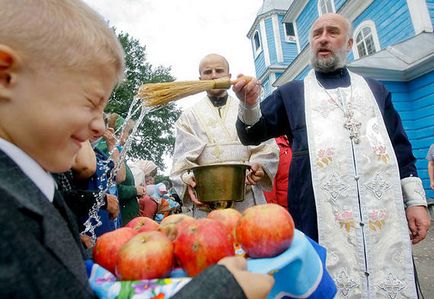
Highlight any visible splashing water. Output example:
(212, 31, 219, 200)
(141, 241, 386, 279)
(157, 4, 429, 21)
(81, 98, 162, 244)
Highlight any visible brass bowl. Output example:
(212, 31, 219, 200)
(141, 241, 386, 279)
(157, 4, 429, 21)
(188, 163, 250, 203)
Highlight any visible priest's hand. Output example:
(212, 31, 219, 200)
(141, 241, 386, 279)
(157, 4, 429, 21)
(232, 74, 261, 106)
(406, 205, 430, 244)
(246, 163, 265, 185)
(218, 256, 274, 299)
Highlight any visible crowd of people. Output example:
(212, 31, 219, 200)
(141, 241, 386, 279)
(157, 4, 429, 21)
(0, 0, 430, 298)
(53, 111, 183, 247)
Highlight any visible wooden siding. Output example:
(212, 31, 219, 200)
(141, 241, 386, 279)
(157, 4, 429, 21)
(335, 0, 346, 11)
(261, 77, 272, 100)
(265, 18, 278, 65)
(384, 71, 434, 197)
(283, 43, 298, 64)
(296, 0, 318, 51)
(353, 0, 415, 49)
(254, 47, 267, 79)
(278, 15, 298, 64)
(428, 0, 434, 25)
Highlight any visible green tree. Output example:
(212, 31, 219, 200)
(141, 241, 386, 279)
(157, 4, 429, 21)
(106, 31, 181, 171)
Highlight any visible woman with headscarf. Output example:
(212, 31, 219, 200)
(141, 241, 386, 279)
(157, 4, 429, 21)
(97, 112, 143, 225)
(129, 160, 157, 187)
(128, 159, 159, 219)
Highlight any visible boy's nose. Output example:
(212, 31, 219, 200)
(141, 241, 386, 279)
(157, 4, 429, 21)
(91, 114, 106, 137)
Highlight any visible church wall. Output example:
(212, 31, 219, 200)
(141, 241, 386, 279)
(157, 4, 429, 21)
(282, 42, 298, 64)
(261, 77, 272, 101)
(265, 17, 278, 65)
(278, 14, 298, 65)
(384, 71, 434, 197)
(352, 0, 415, 50)
(253, 47, 267, 79)
(335, 0, 346, 11)
(295, 0, 318, 52)
(427, 0, 434, 25)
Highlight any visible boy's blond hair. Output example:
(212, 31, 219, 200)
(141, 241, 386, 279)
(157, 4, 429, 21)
(0, 0, 125, 82)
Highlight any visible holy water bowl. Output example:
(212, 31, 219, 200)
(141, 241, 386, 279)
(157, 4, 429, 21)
(188, 163, 250, 205)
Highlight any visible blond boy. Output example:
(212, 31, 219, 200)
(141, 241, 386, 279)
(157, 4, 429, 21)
(0, 0, 122, 297)
(0, 1, 273, 298)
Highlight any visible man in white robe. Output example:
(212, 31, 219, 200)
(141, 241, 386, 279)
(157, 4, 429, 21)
(170, 53, 279, 218)
(234, 13, 431, 299)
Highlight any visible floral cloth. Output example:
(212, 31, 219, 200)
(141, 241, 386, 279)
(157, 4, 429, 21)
(86, 261, 191, 299)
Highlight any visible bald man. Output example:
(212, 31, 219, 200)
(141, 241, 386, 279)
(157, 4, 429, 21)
(235, 13, 430, 298)
(170, 53, 279, 218)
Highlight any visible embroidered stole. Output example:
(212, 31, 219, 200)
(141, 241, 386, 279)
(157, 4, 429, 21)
(304, 70, 416, 298)
(191, 96, 250, 165)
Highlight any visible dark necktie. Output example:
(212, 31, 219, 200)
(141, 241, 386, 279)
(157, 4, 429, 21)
(53, 189, 68, 220)
(52, 189, 82, 246)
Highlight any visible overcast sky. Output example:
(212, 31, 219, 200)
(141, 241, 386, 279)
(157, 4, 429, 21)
(83, 0, 263, 110)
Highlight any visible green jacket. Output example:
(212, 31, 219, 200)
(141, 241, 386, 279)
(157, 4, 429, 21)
(118, 163, 140, 225)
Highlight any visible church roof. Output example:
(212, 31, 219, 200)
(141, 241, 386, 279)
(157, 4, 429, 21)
(257, 0, 291, 15)
(247, 0, 290, 38)
(348, 32, 434, 81)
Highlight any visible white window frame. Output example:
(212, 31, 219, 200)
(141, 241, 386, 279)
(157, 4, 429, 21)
(352, 20, 381, 60)
(252, 30, 263, 58)
(317, 0, 335, 16)
(283, 22, 296, 42)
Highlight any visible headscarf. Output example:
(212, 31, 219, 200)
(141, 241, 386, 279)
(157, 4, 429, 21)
(136, 160, 158, 176)
(128, 160, 158, 187)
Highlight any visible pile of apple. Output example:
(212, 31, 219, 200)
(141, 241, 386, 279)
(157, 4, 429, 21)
(93, 203, 295, 280)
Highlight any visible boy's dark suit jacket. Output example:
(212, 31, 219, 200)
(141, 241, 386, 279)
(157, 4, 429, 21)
(0, 150, 95, 298)
(0, 150, 247, 299)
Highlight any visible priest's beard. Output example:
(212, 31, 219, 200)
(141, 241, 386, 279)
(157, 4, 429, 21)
(311, 48, 348, 73)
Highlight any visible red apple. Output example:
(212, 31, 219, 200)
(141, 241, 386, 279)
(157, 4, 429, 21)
(235, 203, 294, 258)
(208, 208, 241, 243)
(125, 216, 159, 233)
(174, 218, 235, 276)
(93, 227, 136, 274)
(116, 231, 174, 280)
(159, 214, 195, 241)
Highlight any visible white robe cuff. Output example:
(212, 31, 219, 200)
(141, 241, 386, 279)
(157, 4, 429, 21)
(238, 102, 261, 125)
(401, 177, 428, 208)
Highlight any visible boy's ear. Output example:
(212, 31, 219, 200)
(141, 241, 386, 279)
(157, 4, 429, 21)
(0, 45, 21, 100)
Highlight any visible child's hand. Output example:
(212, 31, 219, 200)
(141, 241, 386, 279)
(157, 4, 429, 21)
(218, 256, 274, 299)
(136, 186, 146, 197)
(105, 194, 120, 220)
(103, 128, 117, 151)
(80, 234, 93, 249)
